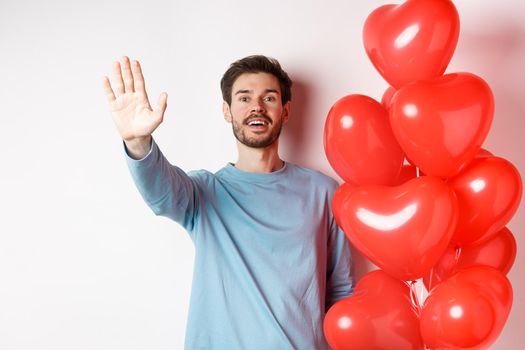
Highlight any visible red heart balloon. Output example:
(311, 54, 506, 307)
(424, 227, 517, 291)
(324, 94, 404, 185)
(363, 0, 459, 88)
(451, 267, 513, 321)
(324, 270, 424, 350)
(390, 73, 494, 178)
(448, 156, 522, 246)
(422, 280, 496, 348)
(421, 266, 512, 350)
(338, 176, 457, 280)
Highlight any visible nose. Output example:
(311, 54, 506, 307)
(250, 99, 265, 113)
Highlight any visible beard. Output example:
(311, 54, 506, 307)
(231, 113, 284, 148)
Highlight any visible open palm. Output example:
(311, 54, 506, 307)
(103, 56, 167, 142)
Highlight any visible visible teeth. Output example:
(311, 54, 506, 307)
(248, 120, 266, 126)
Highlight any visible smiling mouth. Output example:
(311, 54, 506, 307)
(245, 114, 272, 126)
(247, 120, 268, 126)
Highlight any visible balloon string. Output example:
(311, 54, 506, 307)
(409, 280, 422, 316)
(418, 278, 426, 309)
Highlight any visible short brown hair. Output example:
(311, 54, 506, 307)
(220, 55, 292, 106)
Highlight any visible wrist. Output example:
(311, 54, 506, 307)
(124, 136, 152, 160)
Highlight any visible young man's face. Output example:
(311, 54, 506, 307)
(223, 72, 290, 148)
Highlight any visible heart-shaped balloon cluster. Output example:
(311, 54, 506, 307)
(323, 0, 522, 349)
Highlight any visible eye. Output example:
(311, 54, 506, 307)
(239, 96, 249, 102)
(264, 96, 276, 102)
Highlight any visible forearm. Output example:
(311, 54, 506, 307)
(326, 224, 355, 310)
(125, 138, 199, 228)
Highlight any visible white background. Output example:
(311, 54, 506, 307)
(0, 0, 524, 349)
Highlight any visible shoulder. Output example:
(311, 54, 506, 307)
(286, 163, 340, 193)
(187, 166, 233, 186)
(186, 168, 217, 185)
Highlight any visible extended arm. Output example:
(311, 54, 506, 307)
(103, 57, 198, 231)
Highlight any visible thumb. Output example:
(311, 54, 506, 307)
(156, 92, 168, 117)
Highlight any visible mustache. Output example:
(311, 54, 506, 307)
(243, 113, 272, 125)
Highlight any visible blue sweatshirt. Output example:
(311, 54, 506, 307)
(125, 139, 353, 349)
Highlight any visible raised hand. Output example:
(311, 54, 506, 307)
(103, 56, 167, 158)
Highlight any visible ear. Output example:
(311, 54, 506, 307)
(282, 101, 291, 124)
(223, 101, 232, 123)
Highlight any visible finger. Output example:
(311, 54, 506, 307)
(131, 60, 151, 108)
(156, 92, 168, 119)
(120, 56, 135, 93)
(102, 76, 116, 103)
(131, 60, 147, 95)
(112, 61, 125, 96)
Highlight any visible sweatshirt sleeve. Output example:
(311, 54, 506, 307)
(325, 207, 354, 311)
(124, 138, 200, 231)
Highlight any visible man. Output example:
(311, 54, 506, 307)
(102, 55, 353, 349)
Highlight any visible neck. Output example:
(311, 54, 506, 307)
(234, 140, 284, 173)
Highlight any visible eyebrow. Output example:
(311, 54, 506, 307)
(234, 88, 280, 95)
